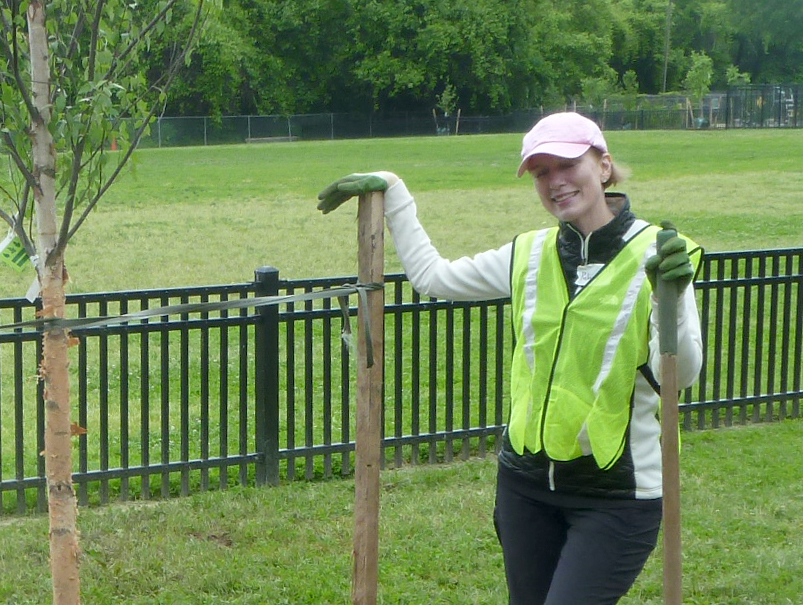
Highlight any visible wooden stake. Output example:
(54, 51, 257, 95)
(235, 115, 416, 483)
(657, 225, 682, 605)
(352, 191, 385, 605)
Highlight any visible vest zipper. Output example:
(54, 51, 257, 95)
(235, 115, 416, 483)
(581, 231, 592, 264)
(567, 222, 593, 265)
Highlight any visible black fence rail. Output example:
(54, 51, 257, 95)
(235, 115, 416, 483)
(1, 249, 801, 514)
(688, 248, 802, 428)
(724, 84, 801, 129)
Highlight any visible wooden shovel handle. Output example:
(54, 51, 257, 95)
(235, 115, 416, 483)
(657, 223, 682, 605)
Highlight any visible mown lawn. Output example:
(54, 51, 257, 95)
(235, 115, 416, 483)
(1, 129, 801, 604)
(1, 420, 802, 604)
(1, 128, 801, 298)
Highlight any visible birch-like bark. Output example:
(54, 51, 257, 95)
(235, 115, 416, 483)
(28, 2, 81, 604)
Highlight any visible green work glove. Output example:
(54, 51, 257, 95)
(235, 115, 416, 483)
(645, 226, 694, 295)
(316, 173, 389, 214)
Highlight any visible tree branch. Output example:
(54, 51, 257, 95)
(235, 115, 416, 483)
(86, 0, 105, 81)
(61, 4, 87, 75)
(64, 1, 207, 248)
(0, 2, 38, 120)
(67, 105, 159, 239)
(0, 204, 37, 260)
(1, 131, 37, 192)
(109, 0, 181, 79)
(54, 136, 87, 257)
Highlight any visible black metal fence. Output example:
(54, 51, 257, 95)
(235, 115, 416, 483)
(1, 249, 801, 514)
(724, 84, 801, 129)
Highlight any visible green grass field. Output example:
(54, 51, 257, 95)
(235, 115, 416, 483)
(1, 130, 802, 603)
(1, 128, 801, 298)
(1, 420, 802, 604)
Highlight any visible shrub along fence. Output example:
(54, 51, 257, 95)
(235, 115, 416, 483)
(1, 248, 801, 514)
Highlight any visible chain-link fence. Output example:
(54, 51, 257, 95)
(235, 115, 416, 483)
(136, 86, 801, 148)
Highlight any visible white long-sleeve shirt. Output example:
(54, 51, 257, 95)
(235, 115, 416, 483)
(383, 178, 703, 390)
(382, 178, 704, 500)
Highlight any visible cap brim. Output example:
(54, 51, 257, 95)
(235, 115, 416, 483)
(516, 142, 592, 177)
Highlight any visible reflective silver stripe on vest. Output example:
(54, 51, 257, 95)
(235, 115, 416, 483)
(622, 219, 651, 243)
(592, 220, 653, 394)
(521, 229, 551, 369)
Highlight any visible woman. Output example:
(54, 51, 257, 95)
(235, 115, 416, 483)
(317, 112, 703, 604)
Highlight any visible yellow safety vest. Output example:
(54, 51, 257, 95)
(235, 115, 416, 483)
(509, 223, 678, 470)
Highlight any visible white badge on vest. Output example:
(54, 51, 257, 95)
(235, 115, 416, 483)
(576, 263, 604, 288)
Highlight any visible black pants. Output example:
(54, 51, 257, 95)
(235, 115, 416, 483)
(494, 463, 662, 605)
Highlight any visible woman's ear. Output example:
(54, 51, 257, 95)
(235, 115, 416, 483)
(600, 153, 613, 183)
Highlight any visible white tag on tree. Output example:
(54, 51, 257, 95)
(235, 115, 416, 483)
(26, 275, 41, 303)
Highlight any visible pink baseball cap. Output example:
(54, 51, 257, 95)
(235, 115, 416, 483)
(517, 112, 608, 177)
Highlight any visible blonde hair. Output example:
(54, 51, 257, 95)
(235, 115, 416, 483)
(589, 147, 630, 189)
(604, 161, 630, 189)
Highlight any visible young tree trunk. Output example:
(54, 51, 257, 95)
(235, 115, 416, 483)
(41, 266, 78, 605)
(28, 2, 81, 604)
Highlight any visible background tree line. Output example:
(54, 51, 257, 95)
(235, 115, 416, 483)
(154, 0, 802, 117)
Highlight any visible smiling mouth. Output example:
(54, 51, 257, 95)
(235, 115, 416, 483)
(551, 191, 578, 204)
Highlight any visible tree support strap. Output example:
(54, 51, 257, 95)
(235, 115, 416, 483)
(0, 282, 384, 367)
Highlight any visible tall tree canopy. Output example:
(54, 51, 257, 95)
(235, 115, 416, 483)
(148, 0, 803, 116)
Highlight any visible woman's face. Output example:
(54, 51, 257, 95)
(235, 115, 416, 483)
(526, 150, 614, 235)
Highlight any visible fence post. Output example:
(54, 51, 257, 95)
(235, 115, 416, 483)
(254, 266, 280, 486)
